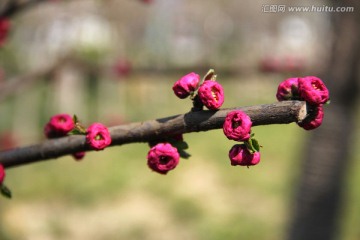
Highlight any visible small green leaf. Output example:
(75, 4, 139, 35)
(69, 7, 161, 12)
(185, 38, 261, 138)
(251, 138, 260, 152)
(244, 140, 255, 154)
(68, 129, 86, 135)
(244, 137, 261, 153)
(326, 100, 331, 105)
(73, 114, 79, 124)
(178, 149, 191, 159)
(1, 184, 12, 199)
(203, 69, 215, 81)
(76, 124, 87, 134)
(172, 141, 189, 150)
(70, 115, 87, 135)
(190, 90, 196, 99)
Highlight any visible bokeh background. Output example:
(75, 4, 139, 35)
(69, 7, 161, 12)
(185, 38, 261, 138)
(0, 0, 359, 239)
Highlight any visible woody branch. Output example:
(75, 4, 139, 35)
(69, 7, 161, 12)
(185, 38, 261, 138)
(0, 100, 307, 168)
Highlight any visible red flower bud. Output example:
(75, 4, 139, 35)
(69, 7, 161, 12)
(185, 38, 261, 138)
(113, 59, 132, 78)
(72, 152, 86, 161)
(198, 81, 224, 110)
(44, 114, 75, 138)
(86, 123, 112, 150)
(147, 143, 180, 174)
(298, 76, 329, 105)
(172, 72, 200, 99)
(0, 164, 5, 184)
(298, 104, 324, 130)
(276, 77, 299, 101)
(0, 18, 10, 47)
(229, 144, 260, 166)
(223, 110, 252, 141)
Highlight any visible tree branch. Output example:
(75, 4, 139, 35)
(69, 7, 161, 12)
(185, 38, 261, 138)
(0, 56, 79, 103)
(0, 101, 307, 168)
(0, 0, 46, 18)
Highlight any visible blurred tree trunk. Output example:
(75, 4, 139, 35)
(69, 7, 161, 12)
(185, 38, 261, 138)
(287, 1, 360, 240)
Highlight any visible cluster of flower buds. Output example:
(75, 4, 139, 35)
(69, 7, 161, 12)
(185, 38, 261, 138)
(44, 114, 112, 160)
(223, 110, 261, 167)
(146, 69, 226, 175)
(276, 76, 330, 130)
(172, 69, 224, 111)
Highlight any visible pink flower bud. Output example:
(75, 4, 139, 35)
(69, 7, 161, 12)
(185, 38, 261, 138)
(298, 76, 329, 105)
(73, 152, 86, 161)
(113, 59, 132, 78)
(0, 18, 10, 47)
(229, 144, 260, 166)
(172, 72, 200, 99)
(223, 110, 252, 141)
(298, 104, 324, 130)
(44, 114, 75, 138)
(276, 77, 299, 101)
(0, 164, 5, 184)
(198, 81, 224, 110)
(147, 143, 180, 174)
(86, 123, 112, 150)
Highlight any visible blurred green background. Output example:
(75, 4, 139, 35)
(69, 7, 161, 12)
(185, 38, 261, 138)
(0, 0, 359, 239)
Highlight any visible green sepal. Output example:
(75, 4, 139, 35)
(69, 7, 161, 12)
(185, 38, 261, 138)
(250, 138, 260, 152)
(244, 137, 260, 153)
(69, 114, 87, 135)
(325, 100, 331, 105)
(178, 149, 191, 159)
(172, 140, 189, 150)
(169, 138, 191, 160)
(244, 140, 254, 154)
(1, 184, 12, 199)
(68, 128, 86, 135)
(73, 114, 79, 124)
(203, 69, 216, 81)
(189, 90, 197, 100)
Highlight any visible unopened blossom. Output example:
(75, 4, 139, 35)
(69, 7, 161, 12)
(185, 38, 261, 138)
(198, 80, 224, 110)
(44, 114, 74, 138)
(298, 104, 324, 130)
(223, 110, 252, 141)
(86, 123, 112, 150)
(0, 18, 10, 47)
(147, 143, 180, 174)
(73, 152, 86, 161)
(113, 58, 132, 78)
(276, 77, 299, 101)
(298, 76, 329, 105)
(172, 72, 200, 99)
(0, 164, 5, 184)
(229, 144, 261, 166)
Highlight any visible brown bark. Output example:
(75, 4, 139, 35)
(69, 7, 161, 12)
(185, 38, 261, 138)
(0, 101, 306, 168)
